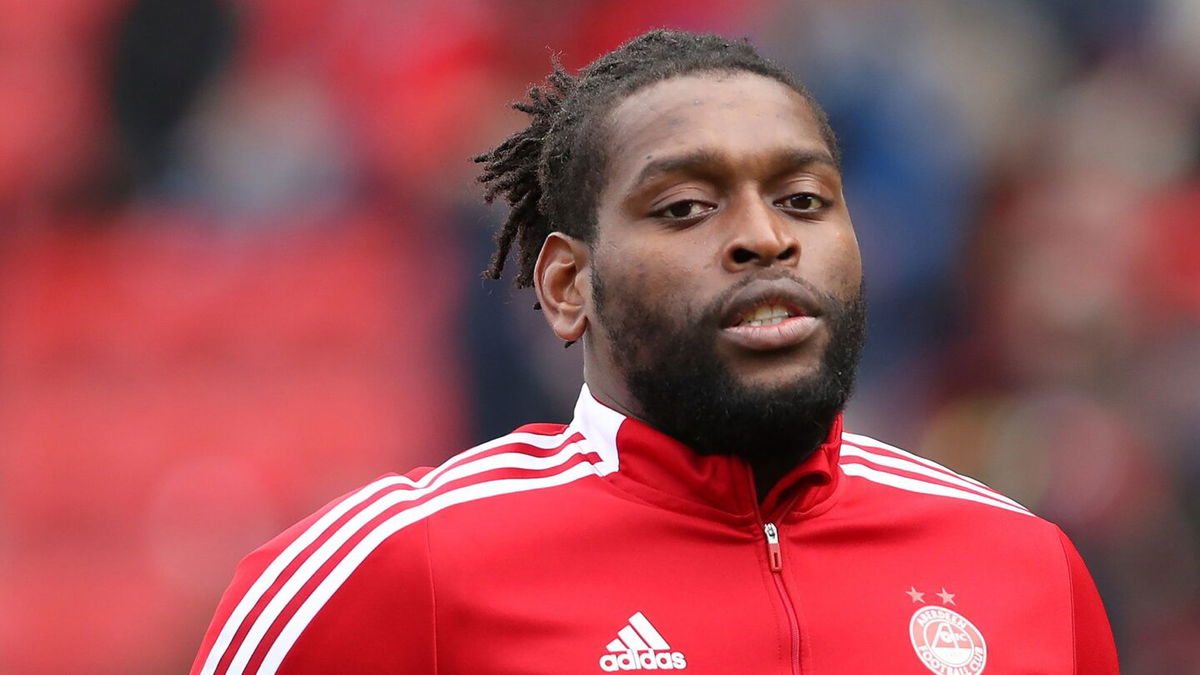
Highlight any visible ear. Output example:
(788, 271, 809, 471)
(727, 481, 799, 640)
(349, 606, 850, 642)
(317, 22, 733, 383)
(534, 232, 590, 343)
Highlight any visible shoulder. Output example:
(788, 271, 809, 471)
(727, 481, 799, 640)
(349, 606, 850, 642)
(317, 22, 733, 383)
(251, 419, 610, 595)
(192, 422, 612, 674)
(836, 430, 1038, 520)
(832, 432, 1118, 671)
(832, 430, 1087, 593)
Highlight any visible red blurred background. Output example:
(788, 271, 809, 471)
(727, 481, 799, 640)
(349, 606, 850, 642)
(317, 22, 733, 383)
(1, 0, 1197, 672)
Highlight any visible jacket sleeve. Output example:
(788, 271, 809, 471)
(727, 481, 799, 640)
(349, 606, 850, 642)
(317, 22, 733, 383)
(1057, 528, 1118, 674)
(191, 481, 437, 674)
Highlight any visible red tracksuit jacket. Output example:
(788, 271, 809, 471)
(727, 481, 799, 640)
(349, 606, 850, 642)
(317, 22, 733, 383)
(192, 386, 1119, 674)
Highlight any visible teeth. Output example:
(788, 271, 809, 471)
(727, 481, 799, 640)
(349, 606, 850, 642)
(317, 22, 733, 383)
(739, 304, 793, 327)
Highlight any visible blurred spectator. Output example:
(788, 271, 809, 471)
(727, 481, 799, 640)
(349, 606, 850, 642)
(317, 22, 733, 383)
(111, 0, 236, 199)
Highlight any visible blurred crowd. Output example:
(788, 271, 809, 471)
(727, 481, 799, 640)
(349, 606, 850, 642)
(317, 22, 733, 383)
(1, 0, 1197, 672)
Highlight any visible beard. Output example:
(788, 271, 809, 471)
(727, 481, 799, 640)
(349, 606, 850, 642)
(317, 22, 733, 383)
(591, 267, 866, 463)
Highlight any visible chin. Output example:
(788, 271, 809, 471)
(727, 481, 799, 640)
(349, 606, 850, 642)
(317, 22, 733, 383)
(730, 360, 825, 392)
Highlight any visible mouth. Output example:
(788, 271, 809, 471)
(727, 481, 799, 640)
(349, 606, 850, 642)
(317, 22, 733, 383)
(727, 302, 806, 328)
(717, 281, 825, 352)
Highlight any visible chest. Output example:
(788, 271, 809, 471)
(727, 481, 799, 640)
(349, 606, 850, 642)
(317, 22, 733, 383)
(429, 513, 1073, 674)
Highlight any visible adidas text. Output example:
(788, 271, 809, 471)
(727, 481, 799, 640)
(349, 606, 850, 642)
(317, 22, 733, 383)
(599, 650, 688, 671)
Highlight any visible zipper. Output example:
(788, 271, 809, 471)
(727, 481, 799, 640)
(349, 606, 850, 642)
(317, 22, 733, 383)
(764, 523, 783, 571)
(763, 522, 802, 675)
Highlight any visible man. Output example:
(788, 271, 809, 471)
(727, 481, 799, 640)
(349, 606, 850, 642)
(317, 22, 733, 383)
(192, 30, 1118, 674)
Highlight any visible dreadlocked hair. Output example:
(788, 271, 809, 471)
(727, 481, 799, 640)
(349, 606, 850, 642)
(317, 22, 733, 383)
(474, 28, 840, 289)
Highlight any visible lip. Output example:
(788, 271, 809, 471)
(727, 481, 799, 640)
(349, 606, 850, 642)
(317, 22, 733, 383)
(721, 315, 821, 351)
(717, 278, 825, 351)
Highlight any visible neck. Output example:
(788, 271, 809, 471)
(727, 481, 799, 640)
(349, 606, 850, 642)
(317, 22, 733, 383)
(583, 351, 843, 504)
(581, 347, 643, 420)
(747, 420, 832, 503)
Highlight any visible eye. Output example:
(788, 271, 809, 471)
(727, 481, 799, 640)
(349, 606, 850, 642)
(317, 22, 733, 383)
(652, 200, 713, 220)
(777, 193, 828, 212)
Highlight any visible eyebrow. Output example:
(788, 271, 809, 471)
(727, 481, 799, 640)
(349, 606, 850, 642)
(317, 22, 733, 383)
(628, 148, 839, 192)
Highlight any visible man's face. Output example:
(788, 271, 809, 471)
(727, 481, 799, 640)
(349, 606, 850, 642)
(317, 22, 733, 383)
(583, 71, 865, 457)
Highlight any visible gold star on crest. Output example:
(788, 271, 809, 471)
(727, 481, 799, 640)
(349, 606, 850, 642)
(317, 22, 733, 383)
(905, 586, 925, 603)
(937, 588, 956, 605)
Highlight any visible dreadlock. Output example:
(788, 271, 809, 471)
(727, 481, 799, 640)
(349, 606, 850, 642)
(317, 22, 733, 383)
(474, 28, 839, 289)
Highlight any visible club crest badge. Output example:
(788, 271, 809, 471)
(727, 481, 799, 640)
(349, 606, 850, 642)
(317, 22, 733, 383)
(905, 587, 987, 675)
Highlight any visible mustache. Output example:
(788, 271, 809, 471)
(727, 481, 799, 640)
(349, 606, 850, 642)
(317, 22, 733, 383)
(698, 270, 840, 325)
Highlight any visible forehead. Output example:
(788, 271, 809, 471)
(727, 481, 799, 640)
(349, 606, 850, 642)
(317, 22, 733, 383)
(601, 71, 831, 187)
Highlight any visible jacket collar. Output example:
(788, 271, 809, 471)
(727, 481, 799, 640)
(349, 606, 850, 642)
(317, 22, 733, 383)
(572, 385, 843, 522)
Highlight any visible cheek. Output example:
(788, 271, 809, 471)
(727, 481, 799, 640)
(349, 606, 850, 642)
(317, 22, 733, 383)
(637, 248, 719, 313)
(596, 235, 689, 290)
(593, 243, 713, 328)
(809, 227, 863, 296)
(839, 233, 864, 285)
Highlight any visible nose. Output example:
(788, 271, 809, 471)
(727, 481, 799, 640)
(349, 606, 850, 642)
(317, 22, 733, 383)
(721, 197, 799, 272)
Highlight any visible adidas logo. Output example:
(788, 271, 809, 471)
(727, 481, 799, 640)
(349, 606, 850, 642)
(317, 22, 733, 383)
(598, 612, 688, 671)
